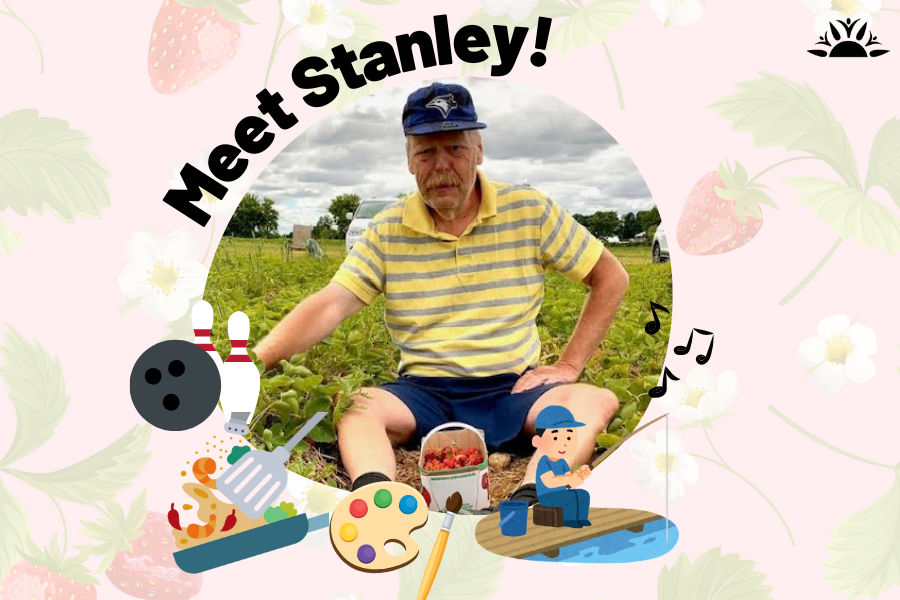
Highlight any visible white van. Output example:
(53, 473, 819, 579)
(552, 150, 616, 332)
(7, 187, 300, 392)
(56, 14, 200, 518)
(345, 199, 393, 251)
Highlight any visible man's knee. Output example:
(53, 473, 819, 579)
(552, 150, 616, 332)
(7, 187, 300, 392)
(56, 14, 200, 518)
(554, 384, 619, 429)
(337, 389, 386, 428)
(574, 489, 589, 500)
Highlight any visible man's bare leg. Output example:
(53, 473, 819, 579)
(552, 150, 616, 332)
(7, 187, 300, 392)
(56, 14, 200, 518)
(520, 384, 619, 486)
(336, 387, 418, 483)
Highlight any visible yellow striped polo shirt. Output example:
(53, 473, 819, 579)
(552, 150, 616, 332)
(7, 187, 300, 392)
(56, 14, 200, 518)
(331, 170, 604, 378)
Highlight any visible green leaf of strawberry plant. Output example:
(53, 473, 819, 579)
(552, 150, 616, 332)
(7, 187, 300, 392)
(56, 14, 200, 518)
(3, 425, 152, 505)
(786, 177, 900, 255)
(864, 117, 900, 208)
(745, 188, 778, 209)
(0, 218, 23, 254)
(709, 73, 860, 191)
(0, 477, 30, 585)
(658, 547, 773, 600)
(733, 160, 749, 186)
(0, 109, 112, 224)
(0, 323, 70, 469)
(713, 186, 740, 200)
(545, 0, 642, 56)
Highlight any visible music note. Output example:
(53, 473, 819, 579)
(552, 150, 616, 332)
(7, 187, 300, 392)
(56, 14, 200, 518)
(644, 301, 670, 335)
(649, 367, 680, 398)
(674, 328, 715, 365)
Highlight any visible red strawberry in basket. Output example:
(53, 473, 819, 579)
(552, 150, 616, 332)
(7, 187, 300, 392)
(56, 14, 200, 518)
(1, 561, 97, 600)
(677, 161, 777, 256)
(147, 0, 243, 94)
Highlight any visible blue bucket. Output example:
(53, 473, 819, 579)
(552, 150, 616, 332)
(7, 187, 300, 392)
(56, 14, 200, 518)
(498, 501, 529, 537)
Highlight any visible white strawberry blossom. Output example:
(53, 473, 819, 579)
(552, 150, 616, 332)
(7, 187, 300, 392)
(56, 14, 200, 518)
(803, 0, 882, 36)
(481, 0, 540, 21)
(630, 429, 699, 502)
(117, 229, 208, 321)
(655, 366, 739, 425)
(283, 0, 355, 51)
(649, 0, 704, 26)
(797, 314, 876, 393)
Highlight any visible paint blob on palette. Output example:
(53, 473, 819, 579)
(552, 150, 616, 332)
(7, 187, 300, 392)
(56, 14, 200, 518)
(329, 482, 428, 573)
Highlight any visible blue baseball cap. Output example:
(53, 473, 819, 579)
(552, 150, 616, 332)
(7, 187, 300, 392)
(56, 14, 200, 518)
(402, 83, 487, 136)
(535, 406, 586, 430)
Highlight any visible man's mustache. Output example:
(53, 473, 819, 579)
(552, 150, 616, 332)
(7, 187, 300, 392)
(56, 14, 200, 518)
(425, 174, 461, 189)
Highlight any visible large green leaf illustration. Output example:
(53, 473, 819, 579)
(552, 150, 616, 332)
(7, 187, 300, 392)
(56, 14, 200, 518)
(0, 477, 30, 582)
(864, 117, 900, 208)
(545, 0, 641, 56)
(3, 425, 152, 505)
(823, 469, 900, 599)
(297, 9, 385, 111)
(0, 109, 112, 224)
(457, 0, 577, 75)
(708, 73, 860, 191)
(395, 514, 504, 600)
(657, 546, 773, 599)
(0, 323, 70, 469)
(0, 218, 23, 254)
(785, 177, 900, 255)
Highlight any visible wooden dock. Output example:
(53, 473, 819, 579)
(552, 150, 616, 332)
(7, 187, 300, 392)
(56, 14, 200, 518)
(475, 507, 664, 559)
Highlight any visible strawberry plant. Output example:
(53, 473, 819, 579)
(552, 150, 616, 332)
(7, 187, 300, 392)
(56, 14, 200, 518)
(204, 240, 672, 487)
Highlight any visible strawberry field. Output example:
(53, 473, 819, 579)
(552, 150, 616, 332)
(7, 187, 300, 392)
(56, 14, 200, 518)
(203, 238, 672, 495)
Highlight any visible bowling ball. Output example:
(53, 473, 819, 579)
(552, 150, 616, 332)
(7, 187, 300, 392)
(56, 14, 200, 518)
(130, 340, 221, 431)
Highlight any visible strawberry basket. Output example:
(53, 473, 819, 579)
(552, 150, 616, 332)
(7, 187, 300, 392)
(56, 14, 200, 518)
(418, 422, 490, 511)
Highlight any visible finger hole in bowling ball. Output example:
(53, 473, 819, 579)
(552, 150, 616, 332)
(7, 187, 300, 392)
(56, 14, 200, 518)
(145, 368, 162, 385)
(163, 394, 180, 411)
(168, 360, 186, 377)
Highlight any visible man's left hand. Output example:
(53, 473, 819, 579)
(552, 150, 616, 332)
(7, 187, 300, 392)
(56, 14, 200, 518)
(511, 363, 580, 393)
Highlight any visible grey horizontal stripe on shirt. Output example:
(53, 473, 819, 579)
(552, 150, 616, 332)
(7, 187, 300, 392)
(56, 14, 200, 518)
(344, 264, 381, 293)
(385, 273, 543, 300)
(380, 235, 441, 244)
(399, 319, 537, 348)
(355, 237, 385, 261)
(399, 335, 541, 376)
(560, 231, 590, 274)
(397, 328, 536, 360)
(498, 184, 532, 196)
(385, 257, 541, 283)
(546, 212, 579, 267)
(385, 295, 533, 317)
(498, 198, 543, 212)
(540, 202, 566, 255)
(386, 296, 543, 334)
(470, 216, 542, 235)
(383, 238, 540, 262)
(371, 216, 402, 226)
(347, 247, 384, 285)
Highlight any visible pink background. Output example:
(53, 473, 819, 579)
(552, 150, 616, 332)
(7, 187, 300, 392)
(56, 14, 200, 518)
(2, 0, 899, 597)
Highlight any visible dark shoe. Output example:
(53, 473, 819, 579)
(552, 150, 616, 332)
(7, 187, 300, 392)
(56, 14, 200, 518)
(508, 483, 538, 506)
(563, 520, 584, 529)
(578, 520, 592, 527)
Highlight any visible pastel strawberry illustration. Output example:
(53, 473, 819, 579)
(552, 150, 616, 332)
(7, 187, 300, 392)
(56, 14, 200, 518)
(147, 0, 247, 95)
(1, 560, 98, 600)
(677, 160, 778, 256)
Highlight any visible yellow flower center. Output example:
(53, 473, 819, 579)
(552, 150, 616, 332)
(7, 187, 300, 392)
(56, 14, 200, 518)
(683, 389, 706, 409)
(826, 333, 854, 365)
(200, 188, 221, 205)
(831, 0, 861, 17)
(147, 260, 183, 296)
(306, 1, 328, 26)
(655, 452, 677, 475)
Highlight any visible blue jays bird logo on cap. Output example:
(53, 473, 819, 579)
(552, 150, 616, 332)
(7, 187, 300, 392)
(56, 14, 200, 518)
(425, 93, 458, 118)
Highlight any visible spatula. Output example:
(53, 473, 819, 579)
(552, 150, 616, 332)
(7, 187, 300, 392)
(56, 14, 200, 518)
(218, 412, 327, 520)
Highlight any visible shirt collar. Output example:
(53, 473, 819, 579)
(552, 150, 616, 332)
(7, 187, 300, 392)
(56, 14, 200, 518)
(402, 170, 497, 239)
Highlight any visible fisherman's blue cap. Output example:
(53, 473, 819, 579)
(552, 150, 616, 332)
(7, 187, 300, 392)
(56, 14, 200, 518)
(402, 82, 488, 136)
(535, 405, 586, 430)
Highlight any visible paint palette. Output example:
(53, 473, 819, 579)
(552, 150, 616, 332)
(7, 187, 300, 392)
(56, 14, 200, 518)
(329, 482, 428, 573)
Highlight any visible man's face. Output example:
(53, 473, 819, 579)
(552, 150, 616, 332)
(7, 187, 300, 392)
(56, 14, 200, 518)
(533, 428, 579, 458)
(407, 130, 484, 214)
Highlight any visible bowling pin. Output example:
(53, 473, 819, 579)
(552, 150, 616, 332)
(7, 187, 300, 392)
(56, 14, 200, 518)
(220, 311, 260, 435)
(191, 300, 223, 374)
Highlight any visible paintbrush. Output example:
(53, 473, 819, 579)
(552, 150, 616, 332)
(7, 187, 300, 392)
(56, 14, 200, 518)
(416, 491, 463, 600)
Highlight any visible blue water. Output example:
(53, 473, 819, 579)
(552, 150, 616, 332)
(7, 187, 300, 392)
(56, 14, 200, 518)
(523, 519, 679, 564)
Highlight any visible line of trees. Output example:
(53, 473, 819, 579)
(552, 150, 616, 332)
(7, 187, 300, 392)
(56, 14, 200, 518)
(223, 194, 280, 238)
(573, 206, 660, 241)
(312, 194, 361, 240)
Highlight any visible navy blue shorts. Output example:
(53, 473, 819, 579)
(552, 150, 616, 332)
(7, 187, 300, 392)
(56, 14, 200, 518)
(378, 370, 564, 453)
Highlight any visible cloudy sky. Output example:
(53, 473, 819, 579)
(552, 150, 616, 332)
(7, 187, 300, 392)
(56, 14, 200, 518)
(250, 77, 655, 233)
